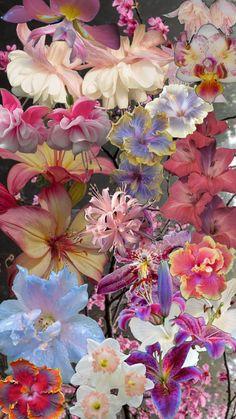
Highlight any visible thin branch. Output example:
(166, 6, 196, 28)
(221, 115, 236, 121)
(133, 1, 143, 23)
(102, 147, 119, 168)
(224, 352, 232, 419)
(227, 194, 236, 207)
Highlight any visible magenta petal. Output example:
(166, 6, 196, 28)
(2, 5, 32, 23)
(118, 308, 135, 330)
(174, 366, 202, 383)
(126, 351, 159, 382)
(158, 261, 173, 317)
(7, 163, 40, 195)
(152, 380, 181, 419)
(83, 23, 120, 49)
(97, 264, 136, 294)
(0, 89, 21, 111)
(163, 343, 192, 378)
(23, 0, 60, 22)
(72, 0, 100, 22)
(23, 106, 49, 125)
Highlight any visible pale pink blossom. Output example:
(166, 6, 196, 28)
(165, 0, 211, 39)
(85, 188, 144, 255)
(0, 89, 48, 153)
(210, 0, 236, 35)
(47, 97, 111, 155)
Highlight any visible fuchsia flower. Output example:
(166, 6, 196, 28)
(47, 97, 111, 155)
(175, 24, 236, 103)
(127, 343, 202, 419)
(0, 44, 16, 71)
(85, 188, 144, 256)
(0, 89, 48, 153)
(0, 359, 64, 419)
(3, 0, 120, 62)
(169, 236, 234, 300)
(174, 313, 236, 358)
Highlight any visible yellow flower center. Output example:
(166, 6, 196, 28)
(92, 401, 101, 411)
(35, 314, 55, 332)
(99, 359, 109, 368)
(60, 5, 80, 21)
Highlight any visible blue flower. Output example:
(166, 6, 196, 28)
(0, 267, 104, 382)
(108, 106, 175, 165)
(114, 155, 163, 203)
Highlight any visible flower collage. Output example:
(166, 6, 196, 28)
(0, 0, 236, 418)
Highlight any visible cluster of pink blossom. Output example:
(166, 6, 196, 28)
(0, 45, 16, 71)
(112, 0, 138, 36)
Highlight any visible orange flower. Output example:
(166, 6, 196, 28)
(0, 183, 106, 282)
(0, 359, 64, 419)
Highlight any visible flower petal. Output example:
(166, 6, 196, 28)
(152, 380, 181, 419)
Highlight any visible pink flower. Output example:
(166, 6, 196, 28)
(85, 188, 144, 256)
(148, 17, 169, 38)
(0, 183, 18, 213)
(210, 0, 236, 35)
(165, 0, 211, 39)
(169, 236, 234, 299)
(201, 364, 211, 385)
(0, 89, 48, 153)
(47, 97, 111, 155)
(0, 45, 16, 71)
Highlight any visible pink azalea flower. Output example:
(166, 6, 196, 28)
(148, 17, 169, 38)
(175, 24, 236, 103)
(210, 0, 236, 35)
(0, 89, 48, 153)
(161, 179, 212, 230)
(85, 188, 144, 256)
(47, 97, 111, 155)
(169, 235, 234, 300)
(0, 45, 16, 71)
(165, 0, 211, 39)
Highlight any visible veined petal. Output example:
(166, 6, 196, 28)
(195, 79, 224, 103)
(65, 250, 106, 282)
(7, 163, 41, 195)
(152, 380, 181, 419)
(83, 24, 120, 49)
(97, 265, 137, 294)
(11, 251, 53, 279)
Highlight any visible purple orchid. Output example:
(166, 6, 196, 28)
(127, 342, 202, 419)
(97, 230, 191, 295)
(2, 0, 120, 62)
(174, 313, 236, 359)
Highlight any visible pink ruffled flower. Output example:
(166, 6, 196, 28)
(85, 188, 144, 256)
(0, 89, 48, 153)
(210, 0, 236, 35)
(148, 17, 169, 38)
(0, 45, 16, 71)
(165, 0, 211, 39)
(47, 97, 111, 155)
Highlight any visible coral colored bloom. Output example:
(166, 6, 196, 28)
(210, 0, 236, 35)
(0, 142, 114, 195)
(169, 236, 234, 300)
(47, 97, 111, 155)
(108, 106, 175, 166)
(7, 24, 82, 106)
(0, 267, 104, 382)
(0, 183, 107, 281)
(0, 359, 64, 418)
(161, 179, 212, 230)
(82, 25, 172, 109)
(175, 24, 236, 103)
(0, 89, 48, 153)
(85, 188, 144, 256)
(165, 0, 211, 39)
(146, 85, 212, 138)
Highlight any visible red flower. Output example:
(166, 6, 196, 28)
(0, 359, 64, 419)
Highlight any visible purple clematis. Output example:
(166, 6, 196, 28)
(2, 0, 120, 62)
(174, 313, 236, 358)
(127, 342, 202, 419)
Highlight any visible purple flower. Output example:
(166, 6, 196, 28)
(158, 261, 173, 318)
(127, 343, 202, 419)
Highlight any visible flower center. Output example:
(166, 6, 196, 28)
(60, 5, 80, 21)
(92, 401, 101, 410)
(92, 346, 120, 373)
(125, 372, 146, 396)
(35, 314, 55, 332)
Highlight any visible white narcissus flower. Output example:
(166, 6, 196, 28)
(115, 363, 154, 408)
(130, 303, 199, 366)
(146, 85, 213, 138)
(70, 385, 122, 419)
(186, 278, 236, 338)
(71, 338, 128, 391)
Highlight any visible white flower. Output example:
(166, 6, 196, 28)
(70, 385, 122, 419)
(71, 338, 127, 391)
(115, 363, 154, 408)
(130, 303, 199, 366)
(146, 84, 212, 138)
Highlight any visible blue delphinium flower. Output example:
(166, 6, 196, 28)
(114, 154, 163, 203)
(0, 266, 104, 382)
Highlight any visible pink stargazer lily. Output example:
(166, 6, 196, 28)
(0, 143, 114, 196)
(174, 313, 236, 359)
(0, 183, 106, 282)
(127, 343, 202, 419)
(3, 0, 120, 62)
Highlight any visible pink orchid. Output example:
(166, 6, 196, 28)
(3, 0, 120, 62)
(169, 235, 234, 300)
(161, 179, 212, 230)
(210, 0, 236, 35)
(175, 24, 236, 103)
(0, 89, 48, 153)
(0, 143, 114, 196)
(187, 141, 236, 195)
(193, 196, 236, 248)
(0, 183, 106, 282)
(47, 97, 111, 155)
